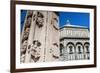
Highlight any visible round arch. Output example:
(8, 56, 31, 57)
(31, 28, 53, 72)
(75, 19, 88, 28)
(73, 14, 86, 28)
(84, 42, 90, 53)
(76, 42, 84, 54)
(60, 43, 64, 56)
(66, 42, 75, 54)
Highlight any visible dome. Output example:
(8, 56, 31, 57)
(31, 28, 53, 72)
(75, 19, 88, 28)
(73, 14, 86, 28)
(61, 20, 88, 29)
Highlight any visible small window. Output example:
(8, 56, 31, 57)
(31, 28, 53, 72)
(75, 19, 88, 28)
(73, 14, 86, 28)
(69, 46, 73, 54)
(86, 46, 89, 53)
(60, 44, 64, 56)
(78, 46, 82, 54)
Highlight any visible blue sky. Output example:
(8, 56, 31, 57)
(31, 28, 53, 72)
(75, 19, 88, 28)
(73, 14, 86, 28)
(59, 12, 90, 28)
(21, 10, 90, 31)
(21, 10, 27, 31)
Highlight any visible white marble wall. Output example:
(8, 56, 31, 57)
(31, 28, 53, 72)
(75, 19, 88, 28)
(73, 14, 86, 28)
(60, 27, 89, 38)
(60, 30, 90, 61)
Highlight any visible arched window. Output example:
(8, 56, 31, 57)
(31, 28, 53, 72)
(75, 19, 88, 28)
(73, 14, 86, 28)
(76, 42, 84, 54)
(84, 42, 90, 53)
(67, 42, 75, 54)
(69, 46, 73, 54)
(60, 44, 64, 56)
(78, 46, 81, 53)
(84, 42, 90, 59)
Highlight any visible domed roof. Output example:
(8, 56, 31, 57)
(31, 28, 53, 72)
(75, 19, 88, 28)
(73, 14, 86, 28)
(60, 20, 88, 29)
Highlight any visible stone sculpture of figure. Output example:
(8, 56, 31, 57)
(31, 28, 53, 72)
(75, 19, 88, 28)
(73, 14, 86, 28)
(20, 40, 27, 63)
(23, 27, 30, 40)
(50, 43, 60, 61)
(26, 17, 32, 27)
(30, 40, 41, 62)
(36, 12, 44, 28)
(26, 11, 33, 27)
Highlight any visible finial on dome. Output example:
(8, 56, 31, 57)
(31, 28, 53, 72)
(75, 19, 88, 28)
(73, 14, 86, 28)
(66, 20, 71, 25)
